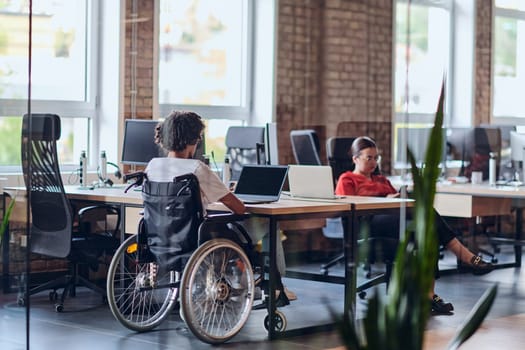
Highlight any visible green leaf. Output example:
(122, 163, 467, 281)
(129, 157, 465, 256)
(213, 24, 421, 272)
(446, 284, 498, 350)
(0, 195, 16, 245)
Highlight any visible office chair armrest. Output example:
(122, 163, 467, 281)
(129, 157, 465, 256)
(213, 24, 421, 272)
(78, 204, 121, 217)
(198, 213, 253, 247)
(78, 204, 122, 237)
(205, 212, 251, 224)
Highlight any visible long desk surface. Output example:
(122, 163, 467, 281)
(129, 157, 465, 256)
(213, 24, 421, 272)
(432, 182, 525, 268)
(2, 186, 412, 340)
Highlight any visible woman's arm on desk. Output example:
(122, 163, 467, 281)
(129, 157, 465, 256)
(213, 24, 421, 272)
(219, 192, 246, 215)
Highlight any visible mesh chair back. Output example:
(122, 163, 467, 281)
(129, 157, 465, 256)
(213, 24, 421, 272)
(142, 173, 204, 272)
(225, 126, 265, 181)
(22, 113, 73, 258)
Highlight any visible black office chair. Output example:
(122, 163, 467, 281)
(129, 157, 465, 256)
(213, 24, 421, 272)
(318, 135, 394, 296)
(321, 217, 397, 299)
(321, 137, 356, 273)
(290, 129, 322, 165)
(327, 136, 356, 185)
(20, 113, 121, 311)
(225, 126, 266, 180)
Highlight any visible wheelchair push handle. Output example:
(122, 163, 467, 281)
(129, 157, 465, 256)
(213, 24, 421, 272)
(123, 171, 146, 193)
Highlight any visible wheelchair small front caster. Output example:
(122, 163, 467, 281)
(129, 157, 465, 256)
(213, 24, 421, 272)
(264, 310, 287, 332)
(55, 303, 64, 312)
(358, 291, 367, 299)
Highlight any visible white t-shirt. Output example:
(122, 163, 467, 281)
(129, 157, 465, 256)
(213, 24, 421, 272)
(145, 157, 229, 211)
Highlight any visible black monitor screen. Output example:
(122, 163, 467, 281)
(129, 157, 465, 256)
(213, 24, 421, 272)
(193, 132, 206, 162)
(265, 122, 279, 165)
(121, 119, 165, 165)
(290, 130, 321, 165)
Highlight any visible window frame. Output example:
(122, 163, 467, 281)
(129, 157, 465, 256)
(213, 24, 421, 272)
(393, 0, 453, 123)
(156, 0, 255, 123)
(0, 0, 99, 172)
(393, 0, 454, 168)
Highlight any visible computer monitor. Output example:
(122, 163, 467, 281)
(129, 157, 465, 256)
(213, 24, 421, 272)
(265, 122, 279, 165)
(395, 126, 446, 169)
(193, 132, 206, 162)
(446, 127, 472, 161)
(121, 119, 165, 165)
(290, 129, 321, 165)
(510, 131, 525, 162)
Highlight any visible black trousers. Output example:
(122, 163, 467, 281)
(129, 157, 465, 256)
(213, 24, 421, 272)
(363, 210, 458, 278)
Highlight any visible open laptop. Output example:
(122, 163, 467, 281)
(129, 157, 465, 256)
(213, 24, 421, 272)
(233, 165, 289, 204)
(288, 165, 341, 199)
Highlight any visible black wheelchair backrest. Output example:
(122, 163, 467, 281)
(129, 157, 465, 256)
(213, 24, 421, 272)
(141, 173, 204, 271)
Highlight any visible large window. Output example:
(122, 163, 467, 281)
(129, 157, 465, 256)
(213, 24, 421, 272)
(394, 0, 451, 118)
(493, 0, 525, 119)
(0, 0, 96, 169)
(158, 0, 252, 159)
(393, 0, 452, 167)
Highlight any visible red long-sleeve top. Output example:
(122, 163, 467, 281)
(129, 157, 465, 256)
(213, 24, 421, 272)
(335, 171, 397, 197)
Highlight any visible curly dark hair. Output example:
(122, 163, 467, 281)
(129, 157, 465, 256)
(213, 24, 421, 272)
(154, 111, 205, 152)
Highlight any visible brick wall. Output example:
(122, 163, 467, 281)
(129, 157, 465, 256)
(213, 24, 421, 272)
(275, 0, 393, 174)
(123, 0, 155, 120)
(119, 0, 498, 173)
(474, 0, 493, 126)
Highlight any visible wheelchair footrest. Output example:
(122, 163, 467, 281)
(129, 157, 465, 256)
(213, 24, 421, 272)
(252, 288, 290, 310)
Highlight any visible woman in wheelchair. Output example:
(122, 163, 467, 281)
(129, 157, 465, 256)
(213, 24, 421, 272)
(147, 110, 293, 298)
(335, 136, 494, 315)
(107, 111, 294, 343)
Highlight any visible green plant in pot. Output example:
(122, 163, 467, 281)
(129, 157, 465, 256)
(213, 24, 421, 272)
(334, 83, 497, 350)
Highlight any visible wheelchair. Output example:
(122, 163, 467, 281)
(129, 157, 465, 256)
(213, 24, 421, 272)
(106, 171, 287, 344)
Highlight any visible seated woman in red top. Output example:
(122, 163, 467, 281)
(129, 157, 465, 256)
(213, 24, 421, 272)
(335, 136, 494, 314)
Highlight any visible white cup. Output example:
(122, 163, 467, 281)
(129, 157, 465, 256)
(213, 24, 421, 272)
(471, 171, 483, 184)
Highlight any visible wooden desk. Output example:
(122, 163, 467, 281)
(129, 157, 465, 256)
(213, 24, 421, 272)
(2, 186, 411, 340)
(212, 196, 413, 339)
(1, 185, 144, 293)
(435, 183, 525, 267)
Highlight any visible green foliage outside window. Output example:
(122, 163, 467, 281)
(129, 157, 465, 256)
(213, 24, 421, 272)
(396, 4, 429, 53)
(494, 17, 517, 77)
(0, 117, 22, 166)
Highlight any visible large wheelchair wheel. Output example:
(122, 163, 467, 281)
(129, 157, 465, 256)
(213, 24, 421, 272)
(180, 238, 255, 344)
(107, 235, 179, 332)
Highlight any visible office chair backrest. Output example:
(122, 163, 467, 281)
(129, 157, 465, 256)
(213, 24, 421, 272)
(290, 129, 321, 165)
(225, 126, 265, 181)
(22, 113, 73, 258)
(449, 126, 501, 180)
(142, 173, 204, 272)
(481, 124, 516, 180)
(472, 126, 502, 180)
(326, 137, 356, 184)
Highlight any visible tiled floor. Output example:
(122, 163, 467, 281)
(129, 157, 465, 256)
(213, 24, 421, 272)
(1, 246, 524, 350)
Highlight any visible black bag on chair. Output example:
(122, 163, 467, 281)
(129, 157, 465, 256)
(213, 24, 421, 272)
(142, 173, 204, 272)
